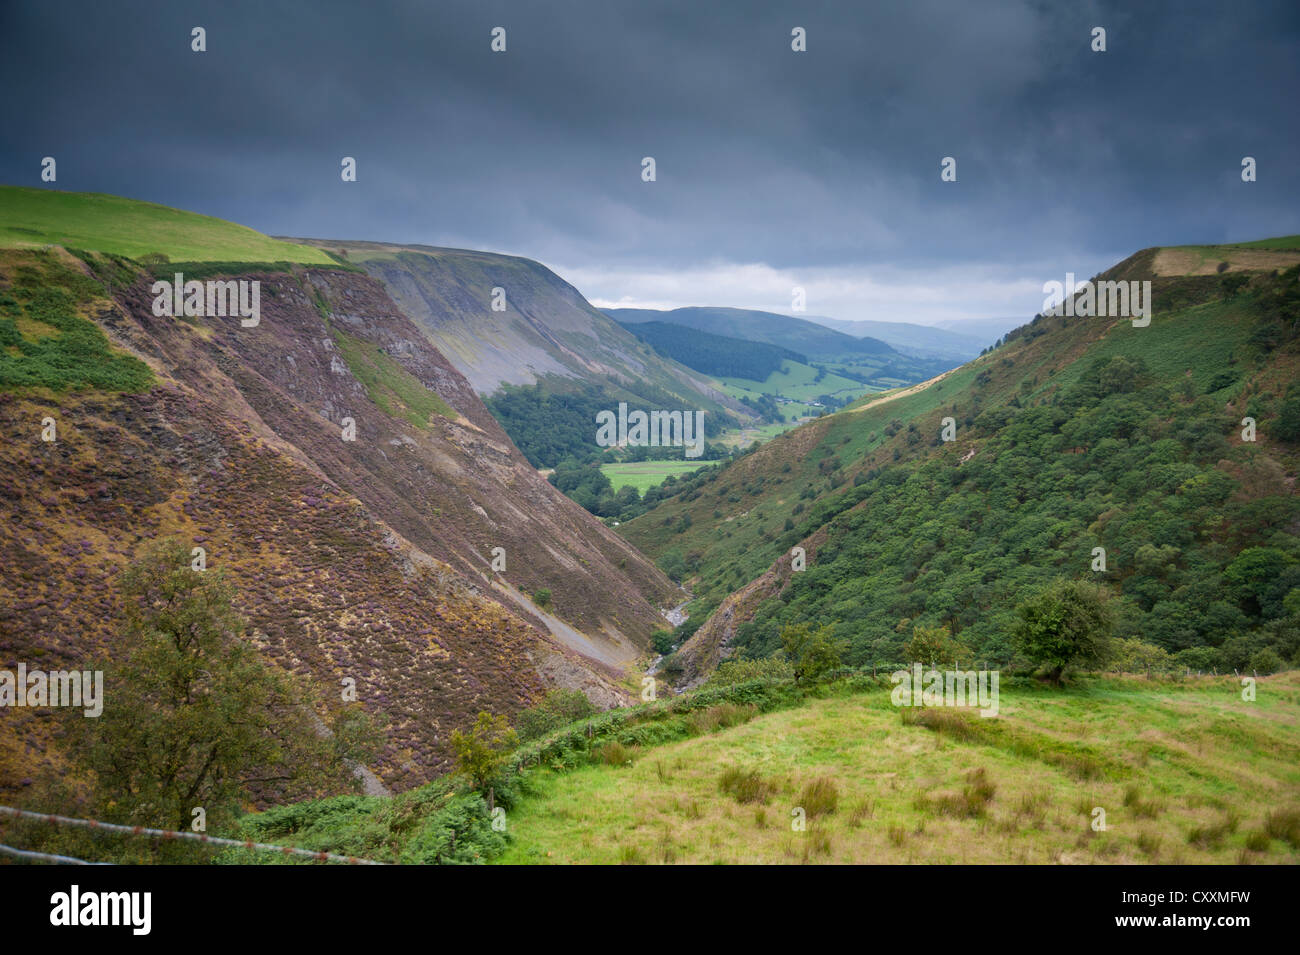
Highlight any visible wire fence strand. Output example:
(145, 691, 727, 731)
(0, 805, 386, 865)
(0, 841, 108, 865)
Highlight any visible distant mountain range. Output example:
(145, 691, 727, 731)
(800, 315, 1019, 361)
(605, 306, 895, 359)
(604, 306, 955, 386)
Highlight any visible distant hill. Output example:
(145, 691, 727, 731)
(0, 186, 336, 265)
(605, 305, 954, 387)
(931, 316, 1029, 342)
(605, 306, 898, 359)
(619, 319, 806, 380)
(801, 315, 993, 361)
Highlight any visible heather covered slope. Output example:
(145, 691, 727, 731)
(621, 241, 1300, 682)
(0, 230, 678, 795)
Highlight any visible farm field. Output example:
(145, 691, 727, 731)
(601, 460, 709, 494)
(718, 359, 872, 405)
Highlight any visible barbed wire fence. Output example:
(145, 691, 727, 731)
(0, 805, 386, 865)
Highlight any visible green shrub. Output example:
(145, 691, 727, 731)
(400, 792, 507, 865)
(1249, 647, 1284, 675)
(705, 656, 794, 688)
(516, 688, 596, 741)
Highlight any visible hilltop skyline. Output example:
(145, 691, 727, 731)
(1, 0, 1297, 325)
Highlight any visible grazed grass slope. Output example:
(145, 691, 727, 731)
(498, 673, 1300, 864)
(0, 187, 335, 265)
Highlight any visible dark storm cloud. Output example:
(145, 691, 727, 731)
(1, 0, 1297, 320)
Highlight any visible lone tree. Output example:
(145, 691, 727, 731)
(450, 711, 518, 811)
(780, 622, 846, 683)
(77, 539, 360, 834)
(1011, 578, 1114, 685)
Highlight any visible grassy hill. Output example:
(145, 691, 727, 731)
(617, 239, 1300, 680)
(0, 186, 335, 265)
(496, 673, 1300, 864)
(608, 305, 897, 358)
(802, 314, 992, 362)
(718, 359, 873, 410)
(160, 668, 1300, 865)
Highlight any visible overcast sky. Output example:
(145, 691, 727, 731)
(2, 0, 1297, 326)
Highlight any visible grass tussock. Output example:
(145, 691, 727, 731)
(1123, 785, 1165, 819)
(1187, 811, 1240, 849)
(1263, 807, 1300, 848)
(900, 706, 981, 741)
(686, 702, 758, 736)
(916, 767, 997, 818)
(593, 740, 637, 767)
(719, 765, 775, 805)
(798, 776, 839, 818)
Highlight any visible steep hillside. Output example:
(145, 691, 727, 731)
(292, 240, 751, 455)
(620, 241, 1300, 681)
(0, 203, 682, 795)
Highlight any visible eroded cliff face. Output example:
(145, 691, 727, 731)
(0, 249, 674, 795)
